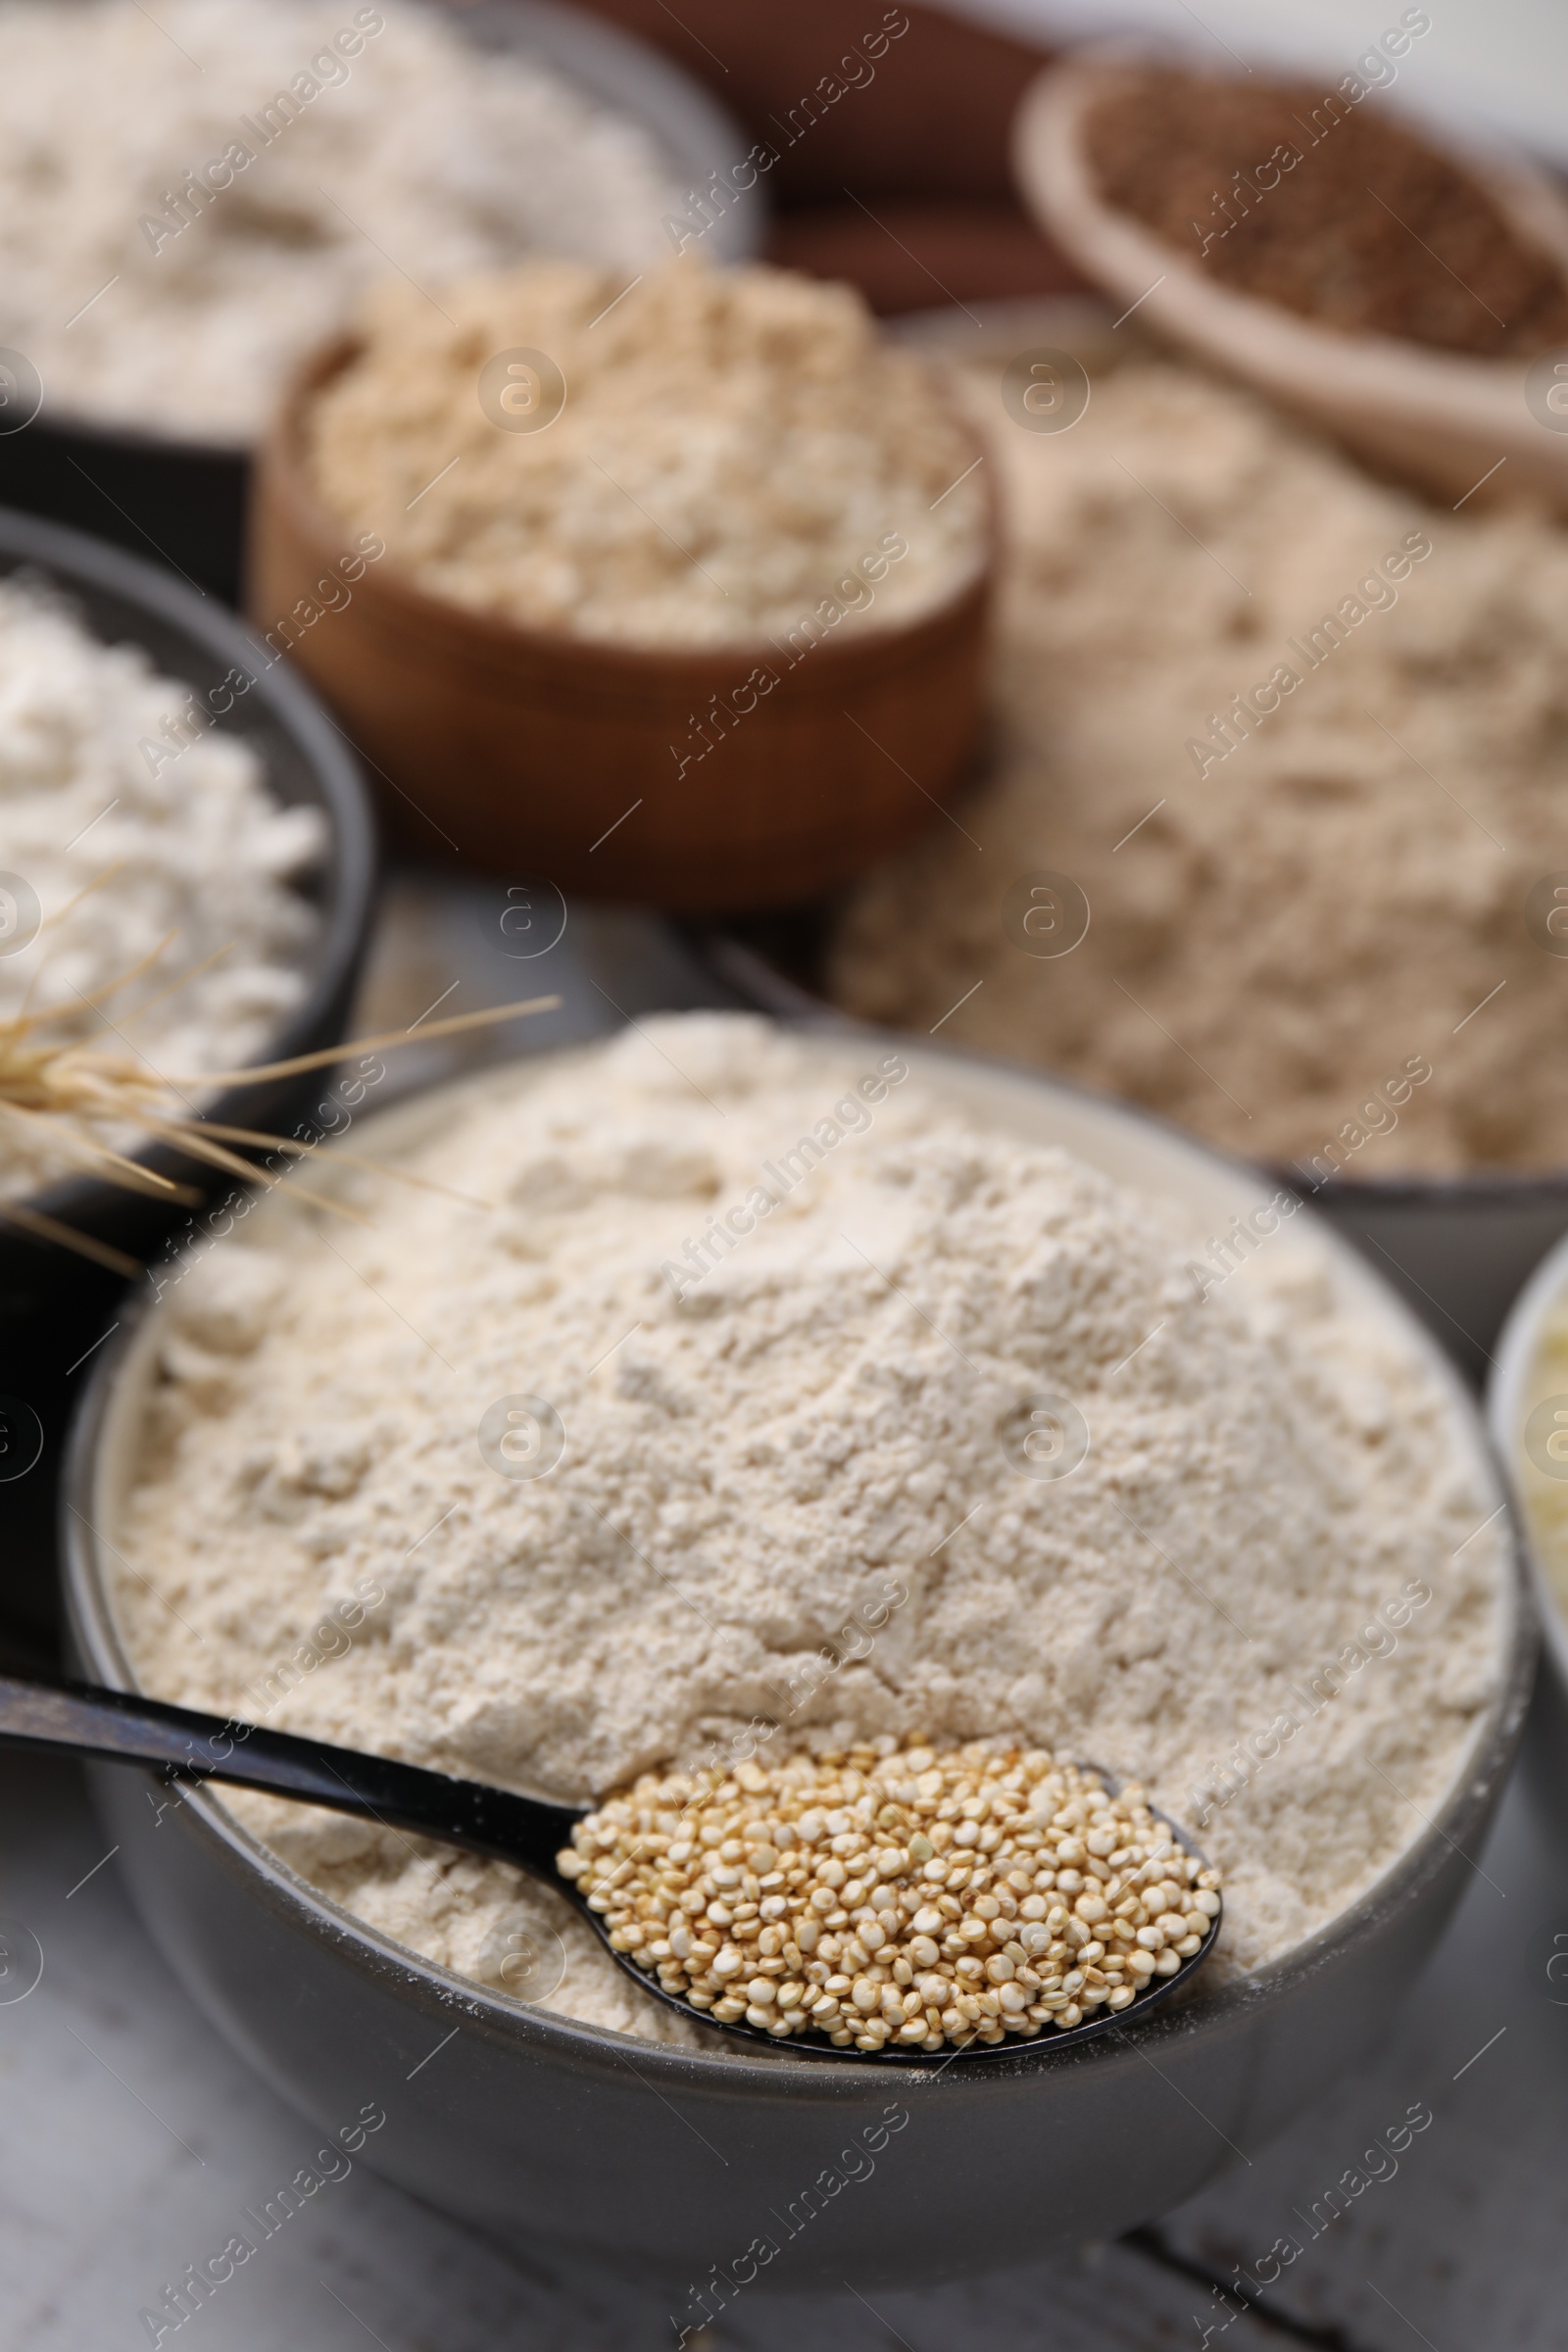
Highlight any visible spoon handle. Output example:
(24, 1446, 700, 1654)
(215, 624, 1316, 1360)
(0, 1674, 582, 1878)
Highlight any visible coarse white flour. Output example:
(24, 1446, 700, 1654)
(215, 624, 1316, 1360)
(0, 0, 680, 442)
(110, 1017, 1509, 2046)
(0, 578, 323, 1201)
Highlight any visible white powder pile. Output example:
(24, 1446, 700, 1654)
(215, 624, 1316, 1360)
(830, 359, 1568, 1177)
(110, 1017, 1508, 2048)
(305, 260, 988, 646)
(0, 0, 680, 443)
(0, 578, 324, 1200)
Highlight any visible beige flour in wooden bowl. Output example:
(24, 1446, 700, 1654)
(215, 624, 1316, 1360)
(303, 259, 988, 650)
(828, 357, 1568, 1179)
(107, 1017, 1510, 2046)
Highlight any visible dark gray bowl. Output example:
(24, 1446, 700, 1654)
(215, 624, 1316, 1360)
(0, 0, 762, 602)
(57, 1035, 1535, 2291)
(0, 505, 374, 1640)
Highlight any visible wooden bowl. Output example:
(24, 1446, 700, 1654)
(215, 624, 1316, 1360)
(249, 336, 994, 912)
(1013, 52, 1568, 512)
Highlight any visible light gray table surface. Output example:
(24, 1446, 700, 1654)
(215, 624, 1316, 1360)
(4, 877, 1564, 2351)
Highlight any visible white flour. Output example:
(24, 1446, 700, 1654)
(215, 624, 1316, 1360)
(111, 1018, 1508, 2044)
(0, 0, 680, 441)
(0, 578, 323, 1200)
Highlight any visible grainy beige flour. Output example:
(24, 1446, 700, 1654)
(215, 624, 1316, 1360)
(111, 1018, 1507, 2046)
(830, 359, 1568, 1177)
(306, 261, 987, 646)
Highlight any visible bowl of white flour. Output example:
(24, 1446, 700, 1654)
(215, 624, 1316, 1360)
(0, 505, 373, 1641)
(0, 0, 757, 595)
(0, 505, 374, 1297)
(61, 1013, 1530, 2287)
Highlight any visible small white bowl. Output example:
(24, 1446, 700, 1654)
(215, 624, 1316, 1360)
(1489, 1234, 1568, 1705)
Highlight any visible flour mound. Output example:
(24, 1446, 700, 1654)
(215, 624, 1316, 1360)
(114, 1017, 1508, 2041)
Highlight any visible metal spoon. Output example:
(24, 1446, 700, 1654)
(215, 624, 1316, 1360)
(0, 1672, 1221, 2061)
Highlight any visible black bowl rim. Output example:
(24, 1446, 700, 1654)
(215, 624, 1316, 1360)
(58, 1024, 1539, 2093)
(692, 924, 1568, 1211)
(0, 501, 376, 1239)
